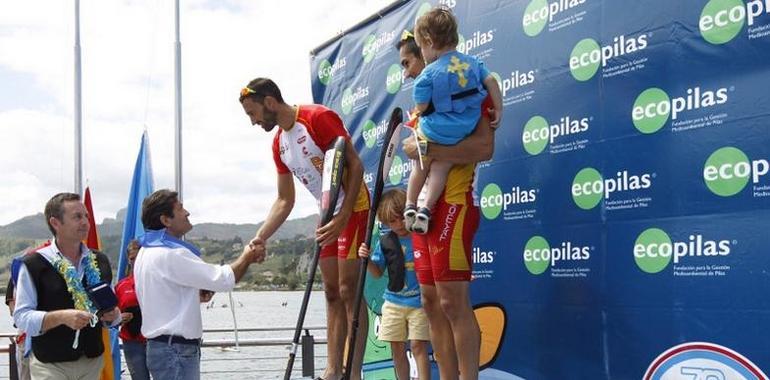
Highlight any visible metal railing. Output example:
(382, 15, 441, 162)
(0, 326, 327, 380)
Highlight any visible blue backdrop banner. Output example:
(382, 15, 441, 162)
(310, 0, 770, 378)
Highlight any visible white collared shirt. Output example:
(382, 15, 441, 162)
(133, 245, 235, 339)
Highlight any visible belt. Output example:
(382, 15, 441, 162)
(421, 88, 481, 117)
(149, 335, 201, 346)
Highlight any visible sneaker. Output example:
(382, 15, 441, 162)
(412, 207, 431, 234)
(403, 205, 418, 232)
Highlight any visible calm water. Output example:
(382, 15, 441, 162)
(0, 291, 329, 379)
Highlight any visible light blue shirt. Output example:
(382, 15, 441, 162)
(413, 50, 489, 145)
(13, 239, 120, 338)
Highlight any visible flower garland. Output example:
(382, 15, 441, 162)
(53, 252, 102, 313)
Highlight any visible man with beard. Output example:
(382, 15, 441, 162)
(239, 78, 370, 380)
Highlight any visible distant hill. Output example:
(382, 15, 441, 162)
(0, 210, 317, 240)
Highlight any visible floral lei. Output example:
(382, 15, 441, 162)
(53, 252, 102, 313)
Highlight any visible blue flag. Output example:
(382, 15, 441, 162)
(112, 130, 154, 379)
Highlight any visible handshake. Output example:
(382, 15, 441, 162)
(243, 237, 267, 263)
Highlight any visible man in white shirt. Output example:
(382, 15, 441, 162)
(134, 189, 265, 380)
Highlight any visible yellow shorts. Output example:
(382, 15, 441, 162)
(378, 301, 430, 342)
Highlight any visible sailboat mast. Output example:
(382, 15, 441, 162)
(174, 0, 183, 201)
(74, 0, 83, 195)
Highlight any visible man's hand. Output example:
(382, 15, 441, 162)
(199, 290, 215, 303)
(358, 243, 370, 259)
(120, 312, 133, 325)
(61, 310, 93, 330)
(316, 211, 351, 247)
(244, 239, 266, 263)
(100, 307, 120, 323)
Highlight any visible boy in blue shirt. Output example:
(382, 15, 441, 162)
(358, 189, 431, 380)
(404, 7, 503, 234)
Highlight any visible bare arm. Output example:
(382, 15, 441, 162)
(483, 75, 503, 127)
(253, 173, 295, 244)
(358, 243, 384, 278)
(403, 116, 495, 163)
(316, 139, 365, 247)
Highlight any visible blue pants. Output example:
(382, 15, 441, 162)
(122, 340, 150, 380)
(146, 339, 200, 380)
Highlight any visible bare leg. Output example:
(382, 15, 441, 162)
(411, 340, 431, 380)
(320, 257, 345, 380)
(435, 281, 479, 380)
(421, 160, 451, 210)
(419, 284, 458, 380)
(390, 341, 410, 380)
(407, 158, 430, 207)
(338, 258, 368, 380)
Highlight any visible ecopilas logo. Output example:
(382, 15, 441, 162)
(317, 58, 347, 85)
(522, 114, 590, 155)
(523, 235, 590, 275)
(388, 156, 413, 186)
(456, 30, 495, 54)
(362, 31, 397, 64)
(362, 118, 389, 149)
(631, 85, 730, 134)
(386, 64, 403, 94)
(340, 86, 370, 115)
(633, 228, 731, 274)
(569, 34, 648, 81)
(703, 146, 769, 196)
(522, 0, 587, 37)
(699, 0, 770, 44)
(480, 183, 537, 220)
(571, 168, 653, 210)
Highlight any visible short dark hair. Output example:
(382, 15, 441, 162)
(395, 30, 422, 59)
(44, 193, 81, 236)
(239, 77, 285, 104)
(141, 189, 179, 231)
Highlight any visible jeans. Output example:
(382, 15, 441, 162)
(146, 339, 200, 380)
(122, 341, 150, 380)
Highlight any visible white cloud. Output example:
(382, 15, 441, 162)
(0, 0, 391, 226)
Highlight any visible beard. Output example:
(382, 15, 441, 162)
(261, 109, 279, 132)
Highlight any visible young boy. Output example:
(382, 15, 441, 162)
(405, 7, 503, 234)
(358, 189, 431, 380)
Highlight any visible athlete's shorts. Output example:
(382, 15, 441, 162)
(378, 301, 430, 342)
(413, 191, 479, 284)
(319, 208, 369, 260)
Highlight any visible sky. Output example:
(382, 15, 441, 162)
(0, 0, 392, 226)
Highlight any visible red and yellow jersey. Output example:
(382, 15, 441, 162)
(272, 105, 369, 212)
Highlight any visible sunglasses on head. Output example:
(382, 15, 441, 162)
(400, 30, 414, 41)
(239, 86, 263, 102)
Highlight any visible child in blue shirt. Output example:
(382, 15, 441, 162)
(405, 6, 503, 234)
(358, 189, 431, 380)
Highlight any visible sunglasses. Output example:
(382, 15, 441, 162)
(239, 86, 264, 102)
(400, 30, 414, 41)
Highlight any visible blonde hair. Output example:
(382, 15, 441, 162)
(377, 189, 407, 222)
(414, 7, 459, 50)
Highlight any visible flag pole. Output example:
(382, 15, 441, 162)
(174, 0, 183, 201)
(74, 0, 83, 196)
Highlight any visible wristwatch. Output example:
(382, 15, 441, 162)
(417, 139, 429, 157)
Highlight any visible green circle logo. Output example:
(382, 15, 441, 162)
(632, 87, 671, 134)
(386, 64, 402, 94)
(700, 0, 746, 45)
(363, 120, 377, 148)
(572, 167, 603, 210)
(480, 183, 503, 220)
(703, 146, 751, 197)
(363, 34, 377, 63)
(522, 115, 549, 155)
(318, 60, 332, 85)
(634, 228, 672, 274)
(415, 2, 432, 23)
(523, 236, 550, 275)
(569, 38, 601, 81)
(389, 156, 405, 185)
(523, 0, 549, 37)
(341, 88, 353, 115)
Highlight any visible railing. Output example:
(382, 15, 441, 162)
(0, 326, 327, 380)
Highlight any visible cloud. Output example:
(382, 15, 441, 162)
(0, 0, 391, 225)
